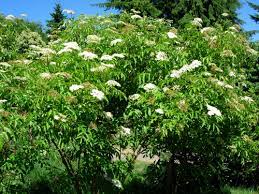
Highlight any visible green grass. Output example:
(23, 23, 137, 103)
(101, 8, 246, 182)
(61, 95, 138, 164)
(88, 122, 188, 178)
(228, 187, 258, 194)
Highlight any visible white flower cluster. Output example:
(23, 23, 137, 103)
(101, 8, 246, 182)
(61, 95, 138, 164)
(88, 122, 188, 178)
(222, 13, 229, 17)
(106, 80, 121, 87)
(69, 84, 84, 92)
(104, 112, 113, 119)
(170, 60, 202, 78)
(167, 32, 177, 39)
(54, 113, 67, 122)
(155, 108, 164, 115)
(210, 78, 234, 89)
(155, 51, 168, 61)
(90, 63, 115, 72)
(201, 27, 215, 34)
(100, 53, 125, 61)
(58, 42, 80, 54)
(5, 15, 16, 20)
(129, 94, 141, 101)
(110, 39, 123, 46)
(40, 72, 52, 79)
(207, 105, 222, 116)
(121, 126, 131, 135)
(79, 51, 98, 60)
(90, 89, 105, 101)
(143, 83, 157, 92)
(0, 62, 11, 68)
(86, 35, 101, 44)
(240, 96, 254, 103)
(191, 18, 203, 27)
(0, 99, 7, 104)
(131, 14, 142, 19)
(228, 71, 236, 77)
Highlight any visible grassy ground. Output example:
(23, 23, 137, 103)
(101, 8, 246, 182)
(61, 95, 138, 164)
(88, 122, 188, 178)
(228, 187, 258, 194)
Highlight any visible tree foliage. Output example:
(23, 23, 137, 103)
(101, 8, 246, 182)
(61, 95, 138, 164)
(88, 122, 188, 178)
(0, 11, 258, 194)
(98, 0, 242, 26)
(248, 1, 259, 23)
(46, 3, 66, 34)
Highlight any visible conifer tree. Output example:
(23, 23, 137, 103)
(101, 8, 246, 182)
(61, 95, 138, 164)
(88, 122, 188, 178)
(99, 0, 241, 26)
(46, 3, 66, 34)
(248, 1, 259, 23)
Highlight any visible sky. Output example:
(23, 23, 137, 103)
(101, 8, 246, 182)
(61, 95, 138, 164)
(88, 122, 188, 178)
(0, 0, 258, 40)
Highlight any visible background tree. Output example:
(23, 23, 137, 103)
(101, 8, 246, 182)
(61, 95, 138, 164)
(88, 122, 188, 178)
(98, 0, 242, 26)
(46, 3, 66, 35)
(248, 1, 259, 23)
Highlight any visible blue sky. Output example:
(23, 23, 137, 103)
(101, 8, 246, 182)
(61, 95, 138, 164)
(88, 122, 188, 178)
(0, 0, 258, 40)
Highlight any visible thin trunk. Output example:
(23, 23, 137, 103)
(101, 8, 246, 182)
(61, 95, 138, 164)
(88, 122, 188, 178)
(166, 154, 177, 194)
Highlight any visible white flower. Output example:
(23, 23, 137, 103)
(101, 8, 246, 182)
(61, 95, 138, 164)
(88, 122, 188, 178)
(40, 48, 56, 56)
(224, 84, 234, 89)
(63, 42, 80, 50)
(229, 26, 239, 32)
(201, 27, 215, 34)
(191, 18, 203, 27)
(105, 112, 113, 119)
(155, 108, 164, 115)
(203, 72, 212, 76)
(50, 62, 57, 65)
(90, 63, 115, 72)
(90, 89, 105, 101)
(189, 60, 202, 68)
(241, 96, 254, 103)
(40, 72, 52, 79)
(229, 71, 235, 77)
(121, 126, 131, 135)
(163, 87, 170, 92)
(145, 40, 156, 46)
(170, 60, 202, 78)
(0, 99, 7, 104)
(63, 9, 75, 15)
(110, 39, 123, 46)
(55, 72, 72, 79)
(69, 84, 84, 92)
(170, 70, 181, 78)
(0, 62, 11, 68)
(112, 53, 125, 58)
(79, 51, 98, 60)
(222, 13, 229, 17)
(106, 80, 121, 87)
(112, 179, 123, 189)
(54, 113, 67, 122)
(86, 35, 101, 44)
(14, 76, 27, 81)
(194, 18, 203, 24)
(58, 48, 73, 54)
(129, 94, 141, 101)
(131, 9, 141, 14)
(101, 55, 114, 61)
(207, 105, 222, 116)
(23, 59, 32, 65)
(167, 32, 177, 39)
(5, 15, 15, 20)
(247, 48, 258, 55)
(101, 63, 115, 68)
(131, 14, 142, 19)
(144, 83, 157, 92)
(155, 51, 168, 61)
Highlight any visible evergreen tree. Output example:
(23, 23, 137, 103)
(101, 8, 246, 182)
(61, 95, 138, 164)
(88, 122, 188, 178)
(46, 3, 66, 34)
(248, 1, 259, 23)
(98, 0, 241, 26)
